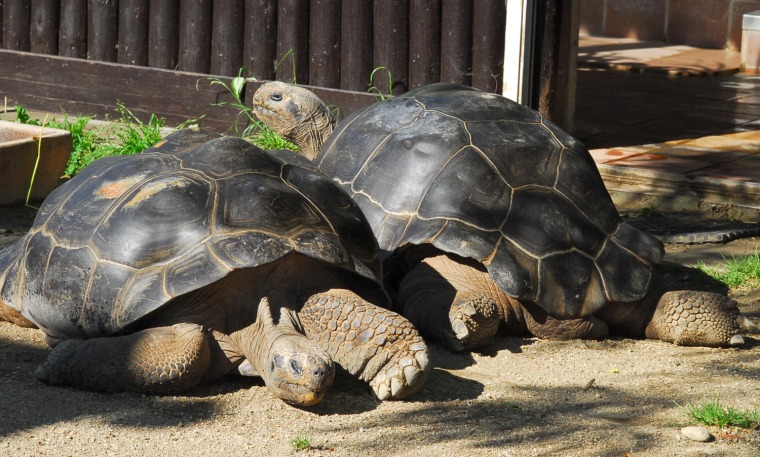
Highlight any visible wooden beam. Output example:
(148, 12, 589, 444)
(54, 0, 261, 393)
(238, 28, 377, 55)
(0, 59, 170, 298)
(309, 0, 341, 89)
(30, 0, 59, 55)
(535, 0, 579, 132)
(3, 0, 31, 51)
(373, 0, 409, 95)
(148, 0, 180, 69)
(408, 0, 441, 89)
(0, 50, 378, 132)
(59, 0, 87, 59)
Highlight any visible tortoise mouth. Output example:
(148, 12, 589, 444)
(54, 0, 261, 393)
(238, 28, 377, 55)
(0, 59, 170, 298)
(271, 378, 333, 407)
(253, 102, 279, 119)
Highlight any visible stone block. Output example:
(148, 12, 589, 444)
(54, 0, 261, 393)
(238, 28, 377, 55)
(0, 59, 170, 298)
(0, 120, 71, 206)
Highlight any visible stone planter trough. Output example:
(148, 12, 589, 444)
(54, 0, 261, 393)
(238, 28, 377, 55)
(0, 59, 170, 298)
(0, 120, 71, 206)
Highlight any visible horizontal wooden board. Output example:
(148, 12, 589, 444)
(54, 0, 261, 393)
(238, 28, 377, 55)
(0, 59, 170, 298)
(0, 50, 379, 132)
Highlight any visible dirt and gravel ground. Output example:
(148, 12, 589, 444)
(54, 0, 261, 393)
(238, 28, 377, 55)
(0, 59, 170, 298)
(1, 206, 759, 457)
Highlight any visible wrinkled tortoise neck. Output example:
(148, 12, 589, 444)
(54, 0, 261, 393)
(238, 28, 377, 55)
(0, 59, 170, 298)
(293, 98, 336, 162)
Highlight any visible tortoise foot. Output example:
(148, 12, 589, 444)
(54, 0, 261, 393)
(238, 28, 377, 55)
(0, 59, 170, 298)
(448, 296, 501, 351)
(645, 291, 743, 347)
(368, 337, 430, 401)
(299, 290, 431, 401)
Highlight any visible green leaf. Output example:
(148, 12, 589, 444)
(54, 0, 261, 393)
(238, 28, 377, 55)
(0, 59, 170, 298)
(231, 76, 246, 102)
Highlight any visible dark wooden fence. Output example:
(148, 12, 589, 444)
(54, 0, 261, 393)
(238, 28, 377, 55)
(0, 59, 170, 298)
(1, 1, 507, 128)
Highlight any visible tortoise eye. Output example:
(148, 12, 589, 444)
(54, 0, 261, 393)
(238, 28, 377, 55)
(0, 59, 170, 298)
(270, 93, 283, 102)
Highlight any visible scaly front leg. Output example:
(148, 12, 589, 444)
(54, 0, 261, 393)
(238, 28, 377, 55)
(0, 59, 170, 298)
(298, 288, 431, 400)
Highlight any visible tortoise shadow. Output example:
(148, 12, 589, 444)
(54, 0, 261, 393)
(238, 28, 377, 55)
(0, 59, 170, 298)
(305, 367, 485, 416)
(0, 330, 484, 436)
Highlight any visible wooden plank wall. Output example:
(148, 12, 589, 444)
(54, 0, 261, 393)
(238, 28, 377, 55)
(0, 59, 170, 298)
(0, 1, 506, 127)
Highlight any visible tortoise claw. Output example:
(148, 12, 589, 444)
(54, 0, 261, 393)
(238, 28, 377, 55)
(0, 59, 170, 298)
(369, 341, 430, 401)
(730, 334, 745, 346)
(447, 296, 501, 350)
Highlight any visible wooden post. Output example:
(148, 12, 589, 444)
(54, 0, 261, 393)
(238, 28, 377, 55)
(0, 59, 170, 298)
(3, 0, 31, 51)
(87, 0, 118, 61)
(276, 0, 309, 84)
(340, 1, 373, 91)
(373, 0, 409, 95)
(119, 0, 149, 66)
(30, 0, 59, 55)
(211, 0, 244, 76)
(535, 0, 579, 132)
(408, 0, 441, 89)
(244, 0, 278, 81)
(59, 0, 87, 58)
(472, 0, 506, 93)
(178, 0, 212, 73)
(309, 0, 341, 89)
(440, 0, 472, 87)
(148, 0, 179, 69)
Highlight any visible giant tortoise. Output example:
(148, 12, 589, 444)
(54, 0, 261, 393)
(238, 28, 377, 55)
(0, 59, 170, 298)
(0, 128, 430, 405)
(252, 82, 746, 351)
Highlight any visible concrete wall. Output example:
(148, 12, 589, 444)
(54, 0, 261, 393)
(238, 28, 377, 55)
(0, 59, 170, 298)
(580, 0, 760, 50)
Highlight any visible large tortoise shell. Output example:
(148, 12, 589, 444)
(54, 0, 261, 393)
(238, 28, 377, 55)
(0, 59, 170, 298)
(317, 83, 664, 318)
(0, 129, 382, 340)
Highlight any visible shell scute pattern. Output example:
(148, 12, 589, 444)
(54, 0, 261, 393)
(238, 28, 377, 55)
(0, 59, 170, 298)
(539, 252, 605, 317)
(318, 97, 425, 185)
(353, 111, 472, 216)
(93, 173, 214, 269)
(417, 146, 511, 231)
(505, 189, 606, 256)
(466, 119, 562, 189)
(320, 83, 664, 317)
(1, 130, 383, 341)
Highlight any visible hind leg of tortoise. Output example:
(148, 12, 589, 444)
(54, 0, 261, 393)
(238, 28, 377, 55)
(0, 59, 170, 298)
(399, 254, 610, 348)
(643, 290, 744, 346)
(515, 301, 610, 340)
(298, 288, 431, 400)
(0, 301, 37, 328)
(398, 255, 505, 351)
(34, 323, 212, 393)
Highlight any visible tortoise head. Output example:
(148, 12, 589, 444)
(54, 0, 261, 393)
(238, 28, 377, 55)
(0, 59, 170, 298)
(266, 343, 335, 406)
(253, 298, 335, 406)
(252, 81, 336, 161)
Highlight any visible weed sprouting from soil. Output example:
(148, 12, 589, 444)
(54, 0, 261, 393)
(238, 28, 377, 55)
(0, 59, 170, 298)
(679, 399, 760, 429)
(289, 433, 312, 452)
(696, 251, 760, 289)
(15, 103, 166, 178)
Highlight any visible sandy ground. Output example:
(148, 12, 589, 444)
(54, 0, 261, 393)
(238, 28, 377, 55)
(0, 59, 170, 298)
(1, 206, 759, 457)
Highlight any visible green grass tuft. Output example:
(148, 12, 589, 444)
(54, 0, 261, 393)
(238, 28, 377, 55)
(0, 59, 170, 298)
(16, 104, 99, 178)
(15, 103, 166, 178)
(696, 251, 760, 289)
(639, 205, 662, 218)
(289, 433, 312, 452)
(65, 103, 164, 178)
(250, 123, 299, 150)
(367, 66, 395, 101)
(679, 399, 760, 429)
